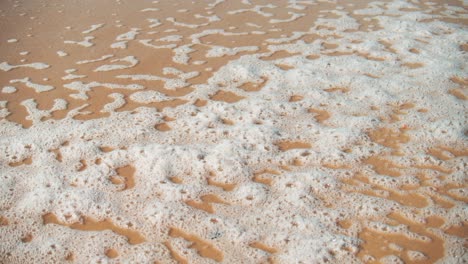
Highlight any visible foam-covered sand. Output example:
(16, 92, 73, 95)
(0, 0, 467, 263)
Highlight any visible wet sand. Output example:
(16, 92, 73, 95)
(0, 0, 467, 263)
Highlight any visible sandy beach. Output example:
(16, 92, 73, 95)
(0, 0, 467, 263)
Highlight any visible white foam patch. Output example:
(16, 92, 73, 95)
(246, 22, 262, 28)
(147, 18, 162, 28)
(141, 8, 159, 12)
(62, 72, 87, 80)
(64, 81, 144, 100)
(110, 41, 128, 49)
(287, 1, 311, 10)
(353, 3, 384, 16)
(163, 67, 199, 79)
(315, 10, 360, 31)
(172, 44, 194, 64)
(267, 32, 306, 44)
(82, 23, 104, 34)
(93, 56, 139, 72)
(166, 17, 207, 29)
(190, 29, 248, 45)
(129, 90, 168, 103)
(10, 78, 54, 92)
(111, 28, 140, 49)
(56, 51, 68, 57)
(227, 4, 276, 17)
(76, 54, 114, 65)
(138, 39, 177, 49)
(21, 99, 67, 124)
(64, 36, 95, 47)
(269, 11, 305, 23)
(117, 73, 192, 90)
(206, 45, 259, 57)
(115, 28, 140, 41)
(157, 35, 183, 42)
(102, 93, 126, 113)
(194, 14, 221, 22)
(206, 0, 225, 9)
(0, 62, 50, 71)
(0, 101, 9, 118)
(2, 86, 17, 93)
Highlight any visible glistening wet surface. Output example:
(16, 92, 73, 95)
(0, 0, 467, 263)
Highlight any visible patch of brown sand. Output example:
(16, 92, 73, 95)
(42, 213, 146, 245)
